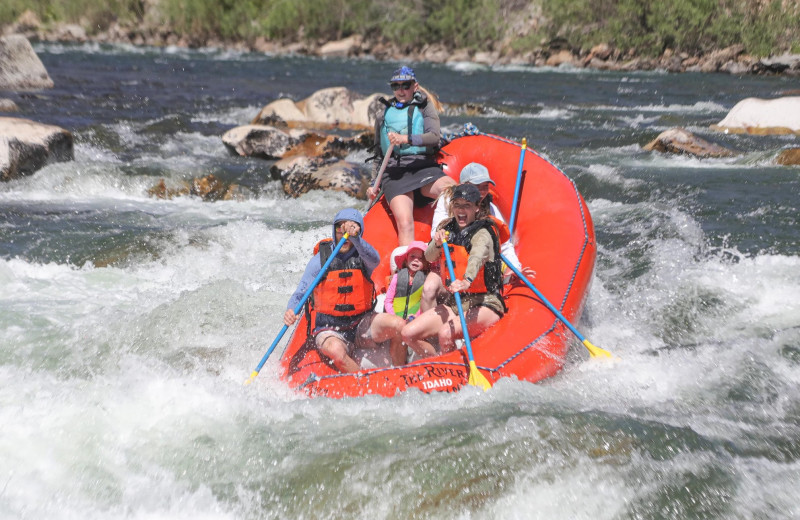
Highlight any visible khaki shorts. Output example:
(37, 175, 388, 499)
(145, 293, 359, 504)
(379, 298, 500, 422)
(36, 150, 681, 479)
(443, 292, 505, 318)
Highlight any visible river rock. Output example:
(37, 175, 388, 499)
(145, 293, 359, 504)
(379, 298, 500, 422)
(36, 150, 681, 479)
(222, 124, 307, 159)
(0, 35, 54, 90)
(712, 97, 800, 135)
(281, 159, 371, 199)
(0, 117, 74, 181)
(253, 87, 383, 130)
(318, 35, 362, 57)
(776, 148, 800, 166)
(0, 99, 19, 112)
(643, 128, 738, 158)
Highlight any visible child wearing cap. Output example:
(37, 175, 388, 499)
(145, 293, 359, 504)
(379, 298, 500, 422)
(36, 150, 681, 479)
(384, 240, 430, 320)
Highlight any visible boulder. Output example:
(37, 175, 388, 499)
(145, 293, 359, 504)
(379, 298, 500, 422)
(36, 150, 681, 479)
(776, 148, 800, 166)
(0, 117, 73, 181)
(546, 49, 576, 67)
(222, 124, 305, 159)
(253, 87, 383, 130)
(712, 97, 800, 135)
(318, 35, 362, 57)
(0, 99, 19, 112)
(643, 128, 738, 158)
(0, 35, 54, 90)
(281, 159, 372, 199)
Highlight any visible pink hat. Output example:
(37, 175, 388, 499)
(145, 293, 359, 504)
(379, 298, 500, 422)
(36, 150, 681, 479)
(389, 246, 407, 273)
(394, 240, 428, 269)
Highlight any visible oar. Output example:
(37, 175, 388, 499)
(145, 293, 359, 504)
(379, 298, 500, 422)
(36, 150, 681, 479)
(368, 144, 394, 202)
(244, 233, 352, 385)
(508, 137, 527, 235)
(442, 239, 492, 390)
(500, 253, 613, 358)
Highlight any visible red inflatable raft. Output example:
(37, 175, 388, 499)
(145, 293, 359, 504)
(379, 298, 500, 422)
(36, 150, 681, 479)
(279, 133, 596, 397)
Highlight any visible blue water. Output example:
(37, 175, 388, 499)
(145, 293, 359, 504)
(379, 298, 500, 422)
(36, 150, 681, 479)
(1, 43, 798, 519)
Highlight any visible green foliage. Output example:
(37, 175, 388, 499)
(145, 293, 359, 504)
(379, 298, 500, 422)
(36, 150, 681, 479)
(538, 0, 800, 57)
(1, 0, 797, 58)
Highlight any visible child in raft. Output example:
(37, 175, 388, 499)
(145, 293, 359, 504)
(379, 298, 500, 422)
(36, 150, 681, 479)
(383, 240, 429, 321)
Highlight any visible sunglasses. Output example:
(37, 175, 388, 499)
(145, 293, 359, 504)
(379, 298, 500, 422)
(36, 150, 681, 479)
(390, 81, 414, 91)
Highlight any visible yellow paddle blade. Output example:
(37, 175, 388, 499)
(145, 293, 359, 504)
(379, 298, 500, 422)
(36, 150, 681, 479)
(243, 370, 258, 386)
(583, 339, 613, 358)
(467, 360, 492, 391)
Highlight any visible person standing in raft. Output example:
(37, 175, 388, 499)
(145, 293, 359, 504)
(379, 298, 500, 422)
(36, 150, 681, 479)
(283, 208, 406, 372)
(365, 66, 455, 246)
(400, 184, 506, 360)
(384, 240, 429, 321)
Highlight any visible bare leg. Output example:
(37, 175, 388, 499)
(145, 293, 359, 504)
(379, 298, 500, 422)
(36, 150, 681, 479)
(367, 313, 407, 366)
(318, 335, 360, 373)
(388, 193, 415, 246)
(438, 305, 501, 353)
(401, 306, 451, 358)
(421, 271, 443, 312)
(421, 175, 456, 200)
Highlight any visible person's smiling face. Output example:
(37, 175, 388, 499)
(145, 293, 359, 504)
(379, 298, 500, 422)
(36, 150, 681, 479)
(452, 199, 478, 228)
(390, 80, 417, 103)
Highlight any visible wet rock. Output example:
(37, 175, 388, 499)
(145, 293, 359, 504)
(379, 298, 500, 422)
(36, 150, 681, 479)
(222, 124, 305, 159)
(712, 97, 800, 135)
(147, 175, 251, 201)
(0, 99, 19, 112)
(252, 87, 383, 131)
(281, 159, 372, 199)
(643, 127, 738, 158)
(0, 35, 54, 90)
(776, 148, 800, 166)
(0, 117, 73, 181)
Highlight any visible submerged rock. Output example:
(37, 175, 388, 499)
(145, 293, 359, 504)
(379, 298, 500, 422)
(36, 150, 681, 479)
(712, 96, 800, 135)
(0, 117, 73, 181)
(643, 128, 738, 158)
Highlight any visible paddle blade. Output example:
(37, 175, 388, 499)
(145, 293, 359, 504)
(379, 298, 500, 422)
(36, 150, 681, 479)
(467, 360, 492, 391)
(243, 370, 259, 385)
(583, 339, 613, 358)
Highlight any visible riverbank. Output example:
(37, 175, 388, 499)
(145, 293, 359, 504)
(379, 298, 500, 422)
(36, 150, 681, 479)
(3, 8, 800, 77)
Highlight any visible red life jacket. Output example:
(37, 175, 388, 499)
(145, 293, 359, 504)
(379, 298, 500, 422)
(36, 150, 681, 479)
(311, 239, 375, 317)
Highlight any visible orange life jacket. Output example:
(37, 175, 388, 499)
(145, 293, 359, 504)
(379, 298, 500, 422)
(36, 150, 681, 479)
(311, 239, 375, 317)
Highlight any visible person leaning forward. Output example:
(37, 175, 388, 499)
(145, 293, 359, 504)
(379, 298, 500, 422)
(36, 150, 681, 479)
(366, 66, 455, 246)
(283, 208, 407, 372)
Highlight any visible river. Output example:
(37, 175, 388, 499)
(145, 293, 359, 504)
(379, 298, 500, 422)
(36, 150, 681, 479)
(1, 42, 798, 519)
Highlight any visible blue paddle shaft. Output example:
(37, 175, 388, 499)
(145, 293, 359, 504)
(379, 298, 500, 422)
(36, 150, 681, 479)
(442, 240, 477, 364)
(252, 234, 351, 375)
(508, 140, 527, 235)
(500, 253, 587, 344)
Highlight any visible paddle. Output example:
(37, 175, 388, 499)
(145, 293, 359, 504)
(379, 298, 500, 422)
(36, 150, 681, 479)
(368, 144, 394, 202)
(442, 239, 492, 390)
(500, 253, 613, 358)
(244, 233, 352, 385)
(508, 137, 527, 235)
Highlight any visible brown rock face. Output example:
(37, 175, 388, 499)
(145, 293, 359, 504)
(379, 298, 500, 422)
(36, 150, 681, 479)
(643, 128, 738, 158)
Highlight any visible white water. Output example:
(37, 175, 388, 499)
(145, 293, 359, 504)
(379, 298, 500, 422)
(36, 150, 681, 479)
(2, 47, 799, 518)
